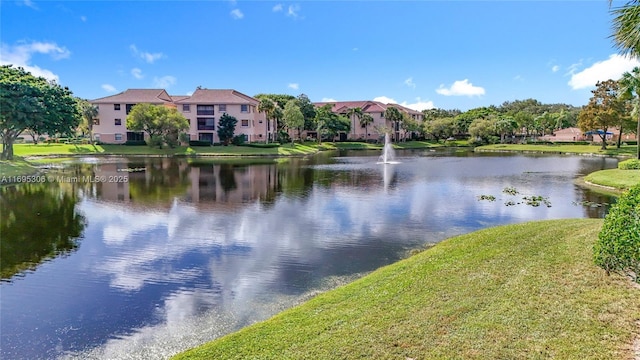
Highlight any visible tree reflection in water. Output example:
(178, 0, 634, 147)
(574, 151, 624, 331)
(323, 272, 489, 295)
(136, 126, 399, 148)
(0, 183, 86, 280)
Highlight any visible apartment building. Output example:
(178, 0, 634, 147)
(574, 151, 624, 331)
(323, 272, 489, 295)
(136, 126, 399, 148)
(90, 88, 269, 144)
(313, 100, 424, 141)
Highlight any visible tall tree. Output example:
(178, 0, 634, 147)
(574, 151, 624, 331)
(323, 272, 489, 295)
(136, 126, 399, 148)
(217, 113, 238, 145)
(578, 79, 625, 150)
(296, 94, 317, 132)
(315, 104, 350, 143)
(126, 103, 189, 148)
(495, 116, 518, 143)
(619, 66, 640, 159)
(78, 99, 99, 144)
(258, 98, 278, 144)
(0, 65, 80, 160)
(383, 106, 404, 141)
(359, 113, 374, 141)
(283, 100, 304, 145)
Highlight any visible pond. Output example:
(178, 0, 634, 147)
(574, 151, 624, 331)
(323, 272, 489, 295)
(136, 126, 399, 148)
(0, 149, 618, 359)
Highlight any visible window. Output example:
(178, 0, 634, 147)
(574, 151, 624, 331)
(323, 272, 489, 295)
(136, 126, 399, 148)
(114, 118, 122, 126)
(183, 104, 191, 112)
(241, 104, 249, 113)
(114, 104, 121, 111)
(127, 131, 144, 141)
(126, 104, 136, 114)
(219, 104, 226, 112)
(93, 118, 100, 125)
(197, 105, 214, 115)
(199, 133, 214, 143)
(241, 119, 249, 127)
(115, 133, 123, 141)
(380, 112, 384, 118)
(259, 120, 263, 123)
(197, 117, 215, 130)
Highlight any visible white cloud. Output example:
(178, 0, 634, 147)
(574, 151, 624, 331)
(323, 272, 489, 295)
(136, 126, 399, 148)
(273, 4, 283, 12)
(287, 4, 301, 18)
(568, 54, 640, 90)
(513, 75, 523, 81)
(130, 44, 164, 64)
(288, 83, 299, 90)
(321, 97, 337, 102)
(230, 9, 244, 19)
(153, 75, 177, 88)
(0, 41, 71, 81)
(352, 47, 359, 52)
(551, 65, 560, 73)
(373, 96, 397, 104)
(21, 0, 38, 9)
(401, 98, 435, 111)
(404, 77, 416, 89)
(131, 68, 143, 79)
(80, 15, 87, 22)
(102, 84, 117, 93)
(436, 79, 485, 97)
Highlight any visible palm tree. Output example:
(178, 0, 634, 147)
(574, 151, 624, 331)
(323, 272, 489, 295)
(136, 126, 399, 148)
(383, 106, 404, 142)
(80, 100, 99, 144)
(258, 98, 275, 144)
(619, 66, 640, 159)
(345, 107, 363, 140)
(610, 1, 640, 57)
(360, 113, 374, 141)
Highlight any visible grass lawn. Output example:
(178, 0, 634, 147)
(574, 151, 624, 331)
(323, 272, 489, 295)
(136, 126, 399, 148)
(476, 143, 637, 157)
(0, 157, 40, 179)
(173, 219, 640, 360)
(585, 169, 640, 190)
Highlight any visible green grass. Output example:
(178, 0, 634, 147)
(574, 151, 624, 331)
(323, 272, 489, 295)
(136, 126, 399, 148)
(585, 169, 640, 190)
(476, 143, 637, 157)
(174, 219, 640, 360)
(0, 157, 40, 179)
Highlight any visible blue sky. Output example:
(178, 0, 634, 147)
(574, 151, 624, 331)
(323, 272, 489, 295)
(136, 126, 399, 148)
(2, 0, 639, 111)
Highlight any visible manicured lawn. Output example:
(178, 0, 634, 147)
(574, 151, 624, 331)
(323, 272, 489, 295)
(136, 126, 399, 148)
(173, 219, 640, 360)
(476, 143, 637, 157)
(585, 169, 640, 190)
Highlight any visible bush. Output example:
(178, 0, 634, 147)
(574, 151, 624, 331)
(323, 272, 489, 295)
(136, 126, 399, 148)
(148, 135, 164, 149)
(618, 159, 640, 170)
(125, 140, 147, 146)
(241, 142, 281, 148)
(189, 140, 212, 147)
(232, 135, 246, 146)
(594, 184, 640, 283)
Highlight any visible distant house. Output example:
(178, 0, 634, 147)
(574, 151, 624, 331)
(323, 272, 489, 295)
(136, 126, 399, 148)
(312, 100, 424, 141)
(540, 127, 586, 142)
(90, 88, 269, 144)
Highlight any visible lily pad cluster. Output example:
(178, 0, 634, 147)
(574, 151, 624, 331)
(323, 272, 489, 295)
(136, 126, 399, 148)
(478, 187, 551, 208)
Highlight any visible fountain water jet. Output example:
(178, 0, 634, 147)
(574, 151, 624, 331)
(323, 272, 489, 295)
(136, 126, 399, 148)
(377, 133, 399, 164)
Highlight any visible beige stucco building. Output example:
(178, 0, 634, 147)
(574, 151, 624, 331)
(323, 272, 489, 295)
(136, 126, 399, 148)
(91, 88, 270, 144)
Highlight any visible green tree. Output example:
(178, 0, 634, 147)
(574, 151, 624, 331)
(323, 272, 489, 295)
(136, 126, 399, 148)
(283, 100, 304, 145)
(78, 99, 99, 144)
(494, 116, 518, 143)
(296, 94, 317, 132)
(619, 66, 640, 158)
(217, 113, 238, 145)
(383, 106, 404, 141)
(0, 65, 81, 160)
(424, 117, 456, 142)
(578, 79, 625, 150)
(258, 98, 279, 144)
(469, 116, 499, 144)
(315, 104, 350, 143)
(610, 0, 640, 57)
(454, 107, 497, 135)
(126, 103, 189, 148)
(359, 113, 374, 141)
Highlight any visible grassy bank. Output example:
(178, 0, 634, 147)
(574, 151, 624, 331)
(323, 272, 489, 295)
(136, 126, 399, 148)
(174, 219, 639, 360)
(476, 143, 636, 157)
(585, 169, 640, 190)
(0, 157, 40, 179)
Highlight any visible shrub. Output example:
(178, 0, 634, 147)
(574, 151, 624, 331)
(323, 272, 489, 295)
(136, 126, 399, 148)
(231, 135, 246, 145)
(618, 159, 640, 170)
(125, 140, 147, 146)
(594, 184, 640, 283)
(241, 143, 281, 148)
(148, 135, 164, 149)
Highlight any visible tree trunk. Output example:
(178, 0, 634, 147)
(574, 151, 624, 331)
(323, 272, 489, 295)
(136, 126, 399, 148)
(617, 126, 623, 149)
(599, 133, 607, 150)
(2, 137, 15, 160)
(637, 112, 640, 160)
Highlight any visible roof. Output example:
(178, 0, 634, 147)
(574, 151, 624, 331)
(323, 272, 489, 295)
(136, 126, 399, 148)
(313, 100, 421, 115)
(175, 89, 259, 104)
(91, 89, 173, 104)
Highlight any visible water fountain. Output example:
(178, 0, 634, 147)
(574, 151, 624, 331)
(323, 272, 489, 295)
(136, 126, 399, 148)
(377, 133, 399, 164)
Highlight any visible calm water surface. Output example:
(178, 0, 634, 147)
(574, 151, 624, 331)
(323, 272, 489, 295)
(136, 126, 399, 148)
(0, 150, 618, 359)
